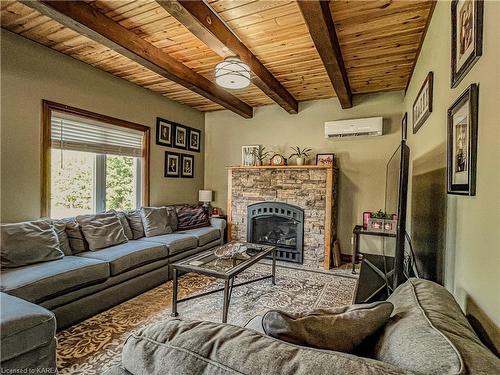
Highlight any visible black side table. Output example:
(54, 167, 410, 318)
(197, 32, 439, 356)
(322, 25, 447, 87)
(352, 225, 396, 274)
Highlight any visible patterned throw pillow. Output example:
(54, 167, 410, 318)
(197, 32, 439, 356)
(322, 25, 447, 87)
(262, 301, 394, 354)
(176, 205, 209, 231)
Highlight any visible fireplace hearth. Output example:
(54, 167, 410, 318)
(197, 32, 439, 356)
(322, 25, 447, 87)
(247, 202, 304, 263)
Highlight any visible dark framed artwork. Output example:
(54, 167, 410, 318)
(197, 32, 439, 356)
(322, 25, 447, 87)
(401, 112, 408, 141)
(174, 124, 188, 149)
(447, 83, 478, 196)
(316, 153, 335, 166)
(451, 0, 483, 88)
(156, 117, 173, 147)
(165, 151, 180, 178)
(181, 154, 194, 178)
(412, 72, 433, 134)
(188, 128, 201, 152)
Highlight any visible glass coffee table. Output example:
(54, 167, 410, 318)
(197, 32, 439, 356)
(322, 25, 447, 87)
(171, 241, 276, 323)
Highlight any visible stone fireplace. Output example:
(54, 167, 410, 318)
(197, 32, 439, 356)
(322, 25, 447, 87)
(227, 166, 337, 270)
(247, 202, 304, 264)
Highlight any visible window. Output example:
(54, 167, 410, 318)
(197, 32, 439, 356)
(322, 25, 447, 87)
(42, 101, 150, 218)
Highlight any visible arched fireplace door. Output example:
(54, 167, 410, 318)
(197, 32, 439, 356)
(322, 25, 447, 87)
(247, 202, 304, 264)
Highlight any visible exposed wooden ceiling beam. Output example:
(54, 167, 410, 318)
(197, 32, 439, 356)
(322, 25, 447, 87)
(21, 0, 253, 118)
(298, 0, 352, 109)
(158, 0, 298, 114)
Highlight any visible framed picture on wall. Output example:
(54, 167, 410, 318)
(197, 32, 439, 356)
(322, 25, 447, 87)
(451, 0, 483, 88)
(412, 72, 433, 134)
(188, 128, 201, 152)
(181, 154, 194, 178)
(174, 125, 188, 149)
(241, 145, 260, 166)
(165, 151, 180, 178)
(156, 117, 173, 147)
(447, 83, 478, 196)
(401, 112, 408, 141)
(316, 153, 335, 166)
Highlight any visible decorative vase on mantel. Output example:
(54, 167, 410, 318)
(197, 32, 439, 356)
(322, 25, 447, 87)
(296, 157, 305, 166)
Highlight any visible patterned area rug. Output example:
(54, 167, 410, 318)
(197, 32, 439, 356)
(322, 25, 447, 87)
(56, 264, 357, 374)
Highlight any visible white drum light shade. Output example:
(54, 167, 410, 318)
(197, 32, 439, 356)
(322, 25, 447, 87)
(199, 190, 213, 203)
(214, 57, 251, 89)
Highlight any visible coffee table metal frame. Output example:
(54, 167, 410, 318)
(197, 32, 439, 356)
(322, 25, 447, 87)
(170, 243, 276, 323)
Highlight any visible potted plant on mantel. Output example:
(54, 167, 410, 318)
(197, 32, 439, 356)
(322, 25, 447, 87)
(289, 146, 312, 166)
(253, 146, 273, 166)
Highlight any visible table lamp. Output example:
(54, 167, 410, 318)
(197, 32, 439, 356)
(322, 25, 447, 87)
(198, 190, 213, 210)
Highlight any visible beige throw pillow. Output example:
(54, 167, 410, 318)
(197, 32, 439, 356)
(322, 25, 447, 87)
(77, 213, 128, 251)
(262, 301, 394, 353)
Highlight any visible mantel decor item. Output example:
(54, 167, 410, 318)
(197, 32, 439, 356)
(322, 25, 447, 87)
(367, 210, 397, 234)
(447, 83, 478, 196)
(254, 146, 273, 166)
(289, 146, 312, 166)
(156, 117, 173, 147)
(165, 151, 180, 178)
(412, 72, 433, 134)
(451, 0, 483, 88)
(215, 56, 251, 89)
(241, 145, 260, 166)
(316, 153, 335, 167)
(269, 154, 287, 166)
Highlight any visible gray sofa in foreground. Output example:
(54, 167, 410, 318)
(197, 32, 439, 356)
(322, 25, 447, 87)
(105, 278, 500, 375)
(0, 208, 226, 372)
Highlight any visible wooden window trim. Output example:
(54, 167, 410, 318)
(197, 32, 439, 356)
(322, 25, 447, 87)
(41, 100, 150, 217)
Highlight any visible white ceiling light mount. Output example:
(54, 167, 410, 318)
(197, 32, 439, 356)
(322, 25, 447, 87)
(215, 56, 251, 89)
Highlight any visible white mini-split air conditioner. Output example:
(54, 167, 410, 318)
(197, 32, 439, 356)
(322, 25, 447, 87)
(324, 117, 383, 138)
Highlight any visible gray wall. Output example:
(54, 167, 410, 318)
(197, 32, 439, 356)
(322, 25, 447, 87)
(0, 30, 205, 222)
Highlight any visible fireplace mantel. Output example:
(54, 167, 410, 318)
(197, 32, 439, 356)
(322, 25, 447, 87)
(227, 166, 337, 270)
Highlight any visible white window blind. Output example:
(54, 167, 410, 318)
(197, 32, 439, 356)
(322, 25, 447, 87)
(51, 112, 144, 157)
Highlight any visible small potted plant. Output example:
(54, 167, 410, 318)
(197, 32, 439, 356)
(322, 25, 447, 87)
(253, 147, 273, 166)
(289, 146, 312, 166)
(367, 210, 397, 233)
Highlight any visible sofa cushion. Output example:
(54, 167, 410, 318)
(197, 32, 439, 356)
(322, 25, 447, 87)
(77, 213, 128, 251)
(176, 205, 209, 230)
(0, 256, 109, 303)
(140, 207, 177, 237)
(374, 278, 500, 375)
(62, 217, 88, 254)
(108, 210, 133, 240)
(139, 233, 197, 255)
(120, 319, 410, 375)
(0, 221, 64, 268)
(77, 241, 168, 276)
(125, 210, 145, 239)
(262, 301, 393, 353)
(47, 219, 72, 255)
(0, 292, 56, 362)
(177, 227, 221, 246)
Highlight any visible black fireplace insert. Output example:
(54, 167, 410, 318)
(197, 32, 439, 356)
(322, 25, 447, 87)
(247, 202, 304, 264)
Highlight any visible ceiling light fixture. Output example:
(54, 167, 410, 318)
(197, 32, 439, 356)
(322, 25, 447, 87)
(214, 56, 251, 89)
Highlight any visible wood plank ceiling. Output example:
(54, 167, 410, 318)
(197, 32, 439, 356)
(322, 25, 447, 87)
(0, 0, 435, 115)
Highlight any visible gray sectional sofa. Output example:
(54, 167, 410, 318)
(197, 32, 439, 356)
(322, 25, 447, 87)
(0, 207, 226, 371)
(105, 278, 500, 375)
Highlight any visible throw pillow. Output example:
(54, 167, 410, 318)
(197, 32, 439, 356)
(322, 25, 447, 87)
(140, 207, 177, 237)
(50, 219, 72, 255)
(0, 221, 64, 268)
(125, 209, 145, 239)
(107, 209, 133, 240)
(176, 205, 209, 230)
(63, 217, 88, 253)
(262, 301, 394, 353)
(77, 212, 128, 251)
